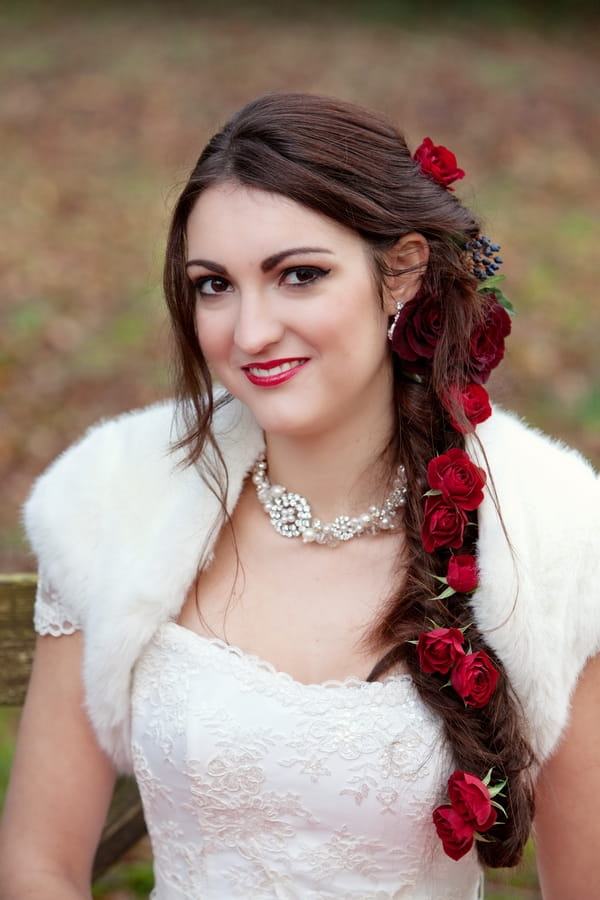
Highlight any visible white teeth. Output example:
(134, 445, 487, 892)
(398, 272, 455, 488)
(248, 361, 303, 376)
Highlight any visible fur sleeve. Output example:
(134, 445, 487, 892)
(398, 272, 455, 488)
(470, 409, 600, 764)
(23, 402, 177, 633)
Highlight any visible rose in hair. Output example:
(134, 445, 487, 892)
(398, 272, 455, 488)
(416, 627, 466, 674)
(390, 293, 443, 365)
(448, 383, 492, 433)
(432, 805, 475, 861)
(447, 554, 479, 593)
(427, 448, 486, 510)
(451, 650, 499, 708)
(447, 770, 498, 831)
(413, 137, 466, 190)
(421, 495, 468, 552)
(468, 294, 512, 384)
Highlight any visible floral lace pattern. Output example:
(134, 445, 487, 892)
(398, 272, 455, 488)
(33, 577, 81, 636)
(132, 622, 483, 899)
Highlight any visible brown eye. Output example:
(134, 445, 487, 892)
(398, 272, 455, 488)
(281, 266, 330, 286)
(194, 276, 232, 296)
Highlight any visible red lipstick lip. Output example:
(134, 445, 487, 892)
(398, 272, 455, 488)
(242, 357, 302, 370)
(242, 358, 308, 387)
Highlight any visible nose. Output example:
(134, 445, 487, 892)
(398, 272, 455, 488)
(233, 292, 285, 356)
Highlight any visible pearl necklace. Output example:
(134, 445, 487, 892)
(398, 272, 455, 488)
(251, 453, 408, 547)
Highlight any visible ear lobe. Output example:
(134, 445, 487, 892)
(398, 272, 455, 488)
(383, 233, 430, 314)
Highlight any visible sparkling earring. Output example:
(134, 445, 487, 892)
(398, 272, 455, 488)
(387, 301, 404, 341)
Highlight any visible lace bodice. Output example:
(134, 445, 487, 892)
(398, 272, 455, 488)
(131, 622, 483, 899)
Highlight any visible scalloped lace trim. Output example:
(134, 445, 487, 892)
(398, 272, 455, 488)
(165, 621, 412, 692)
(33, 577, 82, 637)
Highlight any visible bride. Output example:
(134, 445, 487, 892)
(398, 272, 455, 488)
(1, 92, 598, 899)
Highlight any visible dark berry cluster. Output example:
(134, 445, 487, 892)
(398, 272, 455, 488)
(465, 236, 503, 280)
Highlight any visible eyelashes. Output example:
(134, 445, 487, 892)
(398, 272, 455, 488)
(193, 275, 231, 296)
(279, 265, 331, 286)
(193, 266, 331, 298)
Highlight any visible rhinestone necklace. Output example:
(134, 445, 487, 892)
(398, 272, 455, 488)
(251, 453, 408, 547)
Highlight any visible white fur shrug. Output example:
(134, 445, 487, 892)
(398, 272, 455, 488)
(24, 397, 600, 774)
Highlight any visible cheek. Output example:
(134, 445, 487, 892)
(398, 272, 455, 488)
(194, 309, 231, 364)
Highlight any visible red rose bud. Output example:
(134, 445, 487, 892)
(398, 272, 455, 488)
(447, 554, 479, 593)
(447, 770, 498, 831)
(468, 295, 512, 384)
(390, 293, 443, 364)
(413, 137, 466, 191)
(451, 650, 499, 708)
(449, 383, 492, 433)
(427, 448, 487, 511)
(432, 805, 475, 861)
(421, 495, 468, 553)
(416, 627, 466, 674)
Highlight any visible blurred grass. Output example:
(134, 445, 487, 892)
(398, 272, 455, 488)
(1, 2, 598, 895)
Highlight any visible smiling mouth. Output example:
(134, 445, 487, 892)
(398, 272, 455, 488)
(245, 360, 306, 376)
(242, 358, 309, 386)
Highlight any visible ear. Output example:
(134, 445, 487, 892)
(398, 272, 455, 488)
(382, 233, 430, 315)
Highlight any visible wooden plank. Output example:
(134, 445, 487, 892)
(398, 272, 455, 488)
(0, 573, 148, 880)
(0, 574, 37, 705)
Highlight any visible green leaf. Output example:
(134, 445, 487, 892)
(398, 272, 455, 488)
(489, 779, 507, 798)
(433, 575, 449, 585)
(435, 585, 457, 600)
(423, 488, 442, 497)
(493, 288, 516, 316)
(476, 273, 516, 317)
(476, 274, 505, 291)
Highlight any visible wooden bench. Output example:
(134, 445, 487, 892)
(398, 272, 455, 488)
(0, 573, 148, 881)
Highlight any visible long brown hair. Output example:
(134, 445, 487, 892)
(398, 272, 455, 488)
(163, 91, 534, 867)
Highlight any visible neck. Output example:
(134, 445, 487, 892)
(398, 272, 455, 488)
(263, 416, 398, 523)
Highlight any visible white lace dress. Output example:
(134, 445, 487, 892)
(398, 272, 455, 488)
(36, 585, 484, 899)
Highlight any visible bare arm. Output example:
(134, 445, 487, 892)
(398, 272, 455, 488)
(0, 633, 117, 898)
(534, 652, 600, 899)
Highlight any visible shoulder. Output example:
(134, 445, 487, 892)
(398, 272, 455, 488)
(24, 401, 177, 545)
(474, 407, 598, 572)
(475, 405, 596, 482)
(23, 394, 262, 614)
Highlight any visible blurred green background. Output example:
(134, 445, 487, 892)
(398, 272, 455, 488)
(1, 1, 598, 896)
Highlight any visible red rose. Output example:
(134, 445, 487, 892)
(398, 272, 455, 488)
(390, 293, 443, 365)
(427, 448, 486, 511)
(421, 495, 467, 553)
(469, 295, 512, 384)
(416, 627, 465, 674)
(413, 137, 466, 191)
(449, 383, 492, 433)
(432, 805, 475, 861)
(451, 650, 499, 708)
(447, 770, 497, 831)
(446, 554, 479, 593)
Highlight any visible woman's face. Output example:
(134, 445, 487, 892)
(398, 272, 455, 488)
(186, 181, 400, 444)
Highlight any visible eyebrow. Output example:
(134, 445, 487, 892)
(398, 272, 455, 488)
(185, 258, 228, 275)
(260, 247, 333, 272)
(185, 246, 333, 275)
